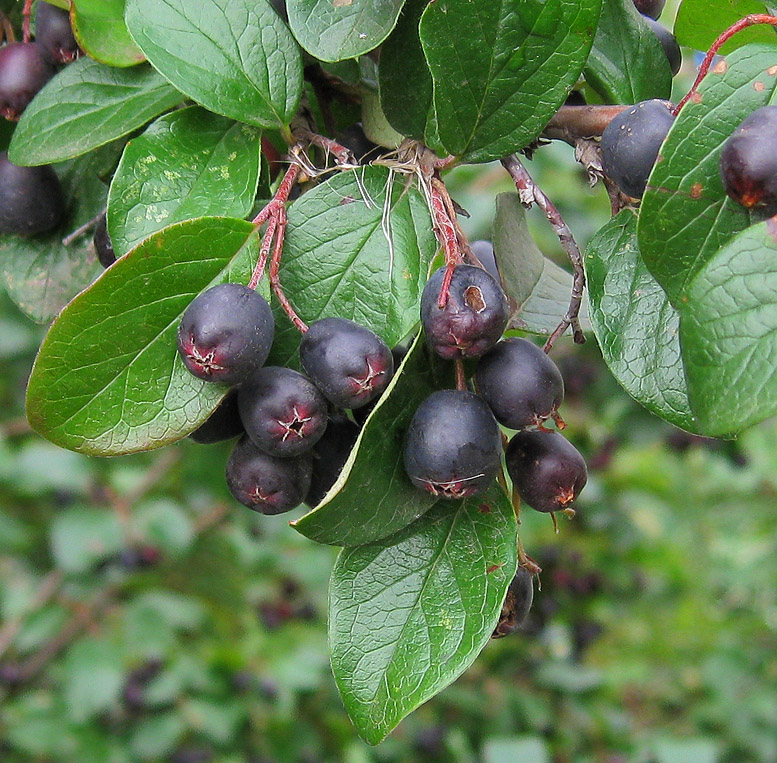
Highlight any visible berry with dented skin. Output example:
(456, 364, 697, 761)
(492, 567, 534, 638)
(0, 42, 55, 121)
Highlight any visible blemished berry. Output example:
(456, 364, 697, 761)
(299, 317, 394, 409)
(492, 567, 534, 638)
(719, 105, 777, 212)
(93, 213, 116, 268)
(643, 17, 681, 76)
(469, 240, 501, 285)
(306, 417, 360, 506)
(475, 338, 564, 430)
(505, 430, 588, 514)
(226, 436, 312, 514)
(35, 1, 80, 64)
(633, 0, 665, 19)
(238, 366, 328, 457)
(421, 264, 509, 359)
(190, 388, 244, 444)
(404, 389, 501, 499)
(177, 283, 274, 385)
(0, 152, 65, 235)
(600, 99, 674, 199)
(0, 42, 55, 121)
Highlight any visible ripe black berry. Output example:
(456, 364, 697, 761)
(643, 17, 681, 76)
(306, 417, 360, 506)
(600, 99, 674, 199)
(177, 283, 274, 385)
(633, 0, 665, 19)
(492, 567, 534, 638)
(226, 436, 312, 514)
(190, 388, 244, 444)
(0, 152, 65, 236)
(404, 389, 501, 499)
(0, 42, 55, 121)
(35, 1, 80, 65)
(299, 317, 394, 409)
(421, 264, 509, 359)
(719, 105, 777, 212)
(505, 430, 587, 514)
(238, 366, 328, 457)
(93, 213, 116, 268)
(469, 240, 501, 285)
(475, 338, 564, 430)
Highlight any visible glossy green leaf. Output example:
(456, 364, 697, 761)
(329, 482, 517, 745)
(288, 0, 406, 62)
(680, 218, 777, 436)
(0, 143, 123, 324)
(638, 44, 777, 305)
(585, 211, 697, 432)
(125, 0, 302, 129)
(25, 218, 268, 455)
(8, 58, 182, 166)
(584, 0, 672, 104)
(108, 107, 262, 256)
(293, 334, 441, 547)
(70, 0, 145, 67)
(419, 0, 602, 162)
(268, 166, 438, 366)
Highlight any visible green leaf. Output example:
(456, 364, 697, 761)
(329, 482, 517, 745)
(584, 0, 672, 104)
(288, 0, 406, 62)
(418, 0, 602, 162)
(268, 166, 437, 365)
(674, 0, 777, 55)
(292, 334, 440, 547)
(0, 142, 123, 324)
(63, 639, 124, 722)
(638, 44, 777, 305)
(108, 107, 262, 257)
(25, 218, 267, 456)
(679, 218, 777, 436)
(8, 58, 182, 166)
(125, 0, 302, 129)
(70, 0, 145, 67)
(50, 506, 124, 573)
(585, 211, 697, 432)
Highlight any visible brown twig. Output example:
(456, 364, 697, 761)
(500, 154, 586, 351)
(0, 10, 15, 44)
(62, 210, 106, 247)
(543, 105, 631, 144)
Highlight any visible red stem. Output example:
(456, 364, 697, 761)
(269, 205, 308, 333)
(454, 359, 467, 391)
(429, 182, 461, 307)
(675, 14, 777, 115)
(22, 0, 32, 43)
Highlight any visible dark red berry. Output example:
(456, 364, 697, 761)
(633, 0, 665, 19)
(0, 152, 65, 235)
(238, 366, 328, 458)
(505, 430, 587, 514)
(190, 388, 244, 444)
(600, 99, 674, 199)
(469, 240, 501, 284)
(93, 212, 116, 268)
(719, 105, 777, 212)
(299, 317, 394, 409)
(643, 17, 681, 76)
(404, 389, 501, 499)
(306, 417, 360, 506)
(0, 42, 55, 121)
(421, 264, 509, 359)
(475, 338, 564, 430)
(226, 435, 311, 514)
(177, 283, 274, 385)
(492, 567, 534, 638)
(35, 1, 80, 64)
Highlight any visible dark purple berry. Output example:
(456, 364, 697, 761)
(299, 317, 394, 409)
(421, 265, 509, 359)
(0, 42, 55, 121)
(177, 283, 274, 385)
(226, 435, 311, 514)
(306, 417, 360, 506)
(719, 105, 777, 212)
(492, 567, 534, 638)
(505, 430, 587, 514)
(190, 388, 244, 444)
(93, 212, 116, 268)
(238, 366, 328, 457)
(336, 122, 381, 163)
(404, 389, 501, 499)
(35, 1, 80, 65)
(643, 17, 681, 76)
(0, 152, 65, 235)
(469, 240, 501, 284)
(633, 0, 665, 19)
(600, 99, 674, 199)
(475, 338, 564, 430)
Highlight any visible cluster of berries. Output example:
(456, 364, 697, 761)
(0, 2, 79, 236)
(177, 283, 394, 514)
(404, 258, 588, 518)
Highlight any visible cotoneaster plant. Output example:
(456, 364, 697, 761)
(3, 0, 777, 745)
